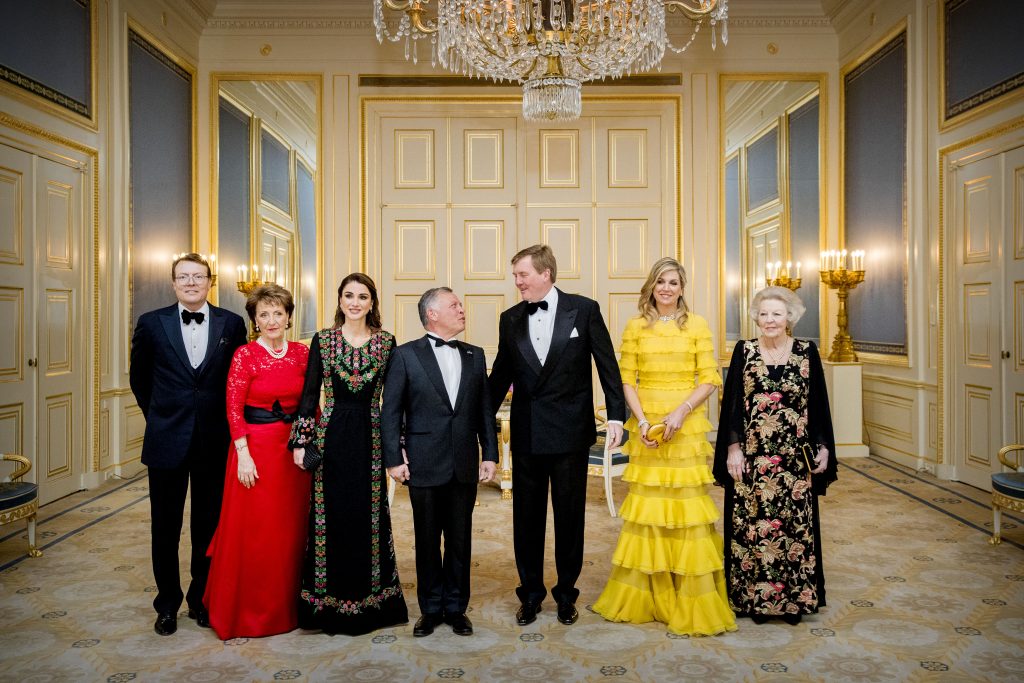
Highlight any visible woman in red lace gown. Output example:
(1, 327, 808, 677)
(204, 284, 311, 639)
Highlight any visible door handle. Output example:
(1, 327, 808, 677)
(1003, 350, 1012, 359)
(27, 358, 37, 367)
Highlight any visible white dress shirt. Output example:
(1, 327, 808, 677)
(178, 302, 210, 369)
(527, 287, 559, 365)
(426, 334, 461, 406)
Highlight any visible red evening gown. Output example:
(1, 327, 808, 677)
(204, 341, 311, 639)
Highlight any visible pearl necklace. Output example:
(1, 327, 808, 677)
(759, 337, 790, 365)
(258, 337, 288, 359)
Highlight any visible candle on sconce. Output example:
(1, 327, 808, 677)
(785, 261, 792, 278)
(795, 261, 801, 279)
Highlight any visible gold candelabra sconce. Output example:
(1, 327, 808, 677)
(236, 263, 277, 340)
(819, 249, 866, 363)
(765, 260, 802, 291)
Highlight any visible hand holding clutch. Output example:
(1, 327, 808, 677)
(300, 443, 323, 471)
(646, 423, 666, 444)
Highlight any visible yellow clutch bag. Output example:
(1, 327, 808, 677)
(646, 423, 666, 443)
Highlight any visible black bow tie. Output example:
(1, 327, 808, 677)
(430, 336, 458, 349)
(526, 300, 549, 315)
(181, 310, 205, 325)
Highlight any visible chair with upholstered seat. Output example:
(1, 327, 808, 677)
(0, 454, 42, 557)
(990, 444, 1024, 545)
(590, 406, 629, 517)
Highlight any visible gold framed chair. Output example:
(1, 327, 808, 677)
(590, 406, 629, 517)
(0, 454, 43, 557)
(990, 444, 1024, 545)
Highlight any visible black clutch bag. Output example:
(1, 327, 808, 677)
(301, 442, 323, 471)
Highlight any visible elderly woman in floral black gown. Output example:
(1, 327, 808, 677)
(713, 287, 837, 625)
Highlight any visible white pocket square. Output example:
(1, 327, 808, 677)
(569, 327, 580, 338)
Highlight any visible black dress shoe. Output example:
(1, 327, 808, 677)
(782, 613, 802, 625)
(516, 602, 541, 626)
(187, 607, 211, 628)
(556, 602, 578, 625)
(446, 613, 473, 636)
(750, 613, 769, 625)
(154, 612, 177, 636)
(413, 613, 442, 637)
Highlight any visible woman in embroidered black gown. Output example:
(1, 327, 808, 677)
(713, 287, 837, 625)
(290, 273, 408, 635)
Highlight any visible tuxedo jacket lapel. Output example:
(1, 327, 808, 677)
(196, 307, 227, 378)
(413, 337, 453, 411)
(451, 344, 473, 413)
(536, 292, 577, 387)
(514, 306, 544, 376)
(159, 306, 195, 374)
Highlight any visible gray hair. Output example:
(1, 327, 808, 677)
(418, 286, 453, 327)
(749, 286, 806, 326)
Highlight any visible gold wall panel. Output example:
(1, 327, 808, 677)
(540, 130, 579, 188)
(1017, 280, 1024, 373)
(1017, 392, 1024, 445)
(962, 176, 992, 264)
(0, 402, 23, 456)
(607, 129, 647, 188)
(0, 165, 24, 264)
(540, 219, 581, 279)
(44, 180, 73, 269)
(962, 283, 992, 367)
(392, 294, 424, 344)
(464, 220, 505, 280)
(45, 393, 72, 477)
(0, 287, 23, 382)
(608, 293, 639, 345)
(464, 130, 503, 189)
(45, 289, 73, 376)
(1016, 164, 1024, 260)
(608, 219, 649, 279)
(964, 385, 992, 467)
(863, 390, 915, 442)
(394, 221, 437, 280)
(463, 293, 504, 359)
(394, 130, 435, 189)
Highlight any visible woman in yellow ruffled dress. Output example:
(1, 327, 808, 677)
(593, 257, 736, 636)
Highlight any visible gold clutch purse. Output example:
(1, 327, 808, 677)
(646, 423, 666, 443)
(800, 443, 815, 473)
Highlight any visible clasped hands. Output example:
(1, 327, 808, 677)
(387, 449, 497, 484)
(639, 403, 691, 448)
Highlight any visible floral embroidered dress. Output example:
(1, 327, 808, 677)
(204, 341, 311, 639)
(593, 314, 736, 636)
(290, 328, 408, 635)
(712, 339, 837, 619)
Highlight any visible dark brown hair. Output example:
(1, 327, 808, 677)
(171, 252, 212, 279)
(245, 283, 294, 327)
(334, 272, 382, 330)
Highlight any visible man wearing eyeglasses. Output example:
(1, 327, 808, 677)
(130, 253, 247, 636)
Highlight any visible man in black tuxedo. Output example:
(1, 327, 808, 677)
(382, 287, 498, 637)
(488, 244, 626, 626)
(129, 253, 247, 636)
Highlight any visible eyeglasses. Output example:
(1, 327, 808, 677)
(174, 274, 210, 284)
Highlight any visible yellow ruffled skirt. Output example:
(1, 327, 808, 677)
(593, 411, 737, 636)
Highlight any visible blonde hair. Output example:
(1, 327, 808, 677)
(511, 244, 557, 283)
(638, 257, 689, 328)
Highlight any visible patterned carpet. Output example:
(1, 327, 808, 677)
(1, 456, 1022, 683)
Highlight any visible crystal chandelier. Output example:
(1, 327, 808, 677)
(374, 0, 728, 121)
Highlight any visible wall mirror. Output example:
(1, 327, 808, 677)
(211, 74, 322, 339)
(720, 74, 826, 355)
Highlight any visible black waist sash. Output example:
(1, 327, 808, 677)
(243, 399, 296, 424)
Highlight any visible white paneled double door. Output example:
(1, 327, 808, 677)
(0, 143, 87, 504)
(950, 145, 1024, 491)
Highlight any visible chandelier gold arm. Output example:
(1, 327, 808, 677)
(384, 0, 439, 34)
(664, 0, 718, 21)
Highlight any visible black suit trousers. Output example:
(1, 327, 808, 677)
(147, 436, 226, 614)
(511, 448, 589, 606)
(407, 479, 478, 616)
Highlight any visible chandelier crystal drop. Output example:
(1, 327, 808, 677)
(373, 0, 728, 121)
